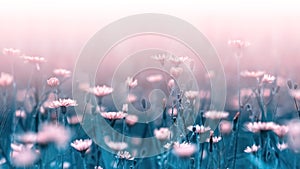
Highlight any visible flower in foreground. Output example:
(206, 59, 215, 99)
(47, 77, 60, 87)
(154, 128, 171, 140)
(173, 142, 197, 157)
(88, 85, 113, 97)
(244, 144, 260, 153)
(71, 139, 92, 153)
(0, 72, 13, 87)
(203, 111, 229, 120)
(10, 143, 39, 167)
(101, 111, 127, 120)
(219, 120, 233, 134)
(187, 125, 211, 134)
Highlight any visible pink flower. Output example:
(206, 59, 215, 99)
(53, 68, 71, 78)
(185, 90, 199, 100)
(47, 77, 60, 87)
(168, 56, 189, 66)
(154, 128, 171, 140)
(126, 77, 138, 88)
(67, 115, 83, 125)
(244, 144, 260, 153)
(245, 122, 277, 133)
(10, 143, 39, 167)
(125, 114, 138, 126)
(151, 53, 169, 65)
(170, 67, 183, 78)
(240, 70, 265, 78)
(272, 125, 289, 137)
(219, 120, 233, 134)
(277, 143, 288, 151)
(104, 137, 128, 151)
(173, 142, 197, 157)
(2, 48, 21, 56)
(48, 98, 78, 108)
(0, 72, 13, 86)
(22, 55, 46, 70)
(89, 85, 113, 97)
(228, 39, 250, 49)
(146, 74, 163, 83)
(70, 139, 92, 152)
(15, 110, 26, 118)
(101, 111, 127, 120)
(290, 90, 300, 100)
(203, 111, 229, 120)
(187, 125, 211, 134)
(117, 151, 134, 160)
(206, 136, 222, 143)
(167, 79, 176, 89)
(261, 74, 276, 83)
(168, 108, 178, 116)
(127, 94, 137, 103)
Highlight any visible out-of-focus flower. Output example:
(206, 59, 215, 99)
(125, 114, 138, 126)
(104, 137, 128, 151)
(261, 74, 276, 83)
(53, 68, 71, 78)
(277, 143, 288, 151)
(2, 48, 21, 56)
(101, 111, 127, 120)
(245, 122, 277, 133)
(168, 55, 189, 66)
(272, 125, 289, 137)
(287, 120, 300, 151)
(47, 98, 78, 109)
(0, 158, 6, 165)
(228, 39, 250, 49)
(36, 123, 71, 148)
(122, 104, 128, 113)
(164, 142, 172, 149)
(63, 162, 71, 169)
(240, 70, 265, 78)
(47, 77, 60, 87)
(205, 70, 215, 79)
(88, 85, 113, 97)
(173, 142, 196, 157)
(10, 143, 39, 167)
(187, 125, 211, 134)
(22, 55, 46, 70)
(146, 74, 163, 83)
(185, 90, 199, 100)
(151, 53, 169, 65)
(0, 72, 13, 86)
(154, 128, 171, 140)
(127, 94, 137, 103)
(170, 67, 183, 78)
(167, 79, 176, 89)
(290, 90, 300, 100)
(15, 110, 26, 118)
(244, 144, 260, 153)
(117, 151, 134, 160)
(219, 120, 233, 134)
(94, 166, 103, 169)
(70, 139, 92, 153)
(126, 77, 138, 88)
(67, 115, 83, 125)
(203, 111, 229, 120)
(168, 108, 178, 116)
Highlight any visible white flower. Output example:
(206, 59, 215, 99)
(206, 136, 222, 143)
(151, 53, 169, 65)
(170, 67, 183, 78)
(245, 122, 277, 133)
(203, 111, 229, 120)
(185, 90, 199, 100)
(125, 114, 138, 126)
(47, 98, 78, 108)
(240, 70, 265, 78)
(187, 125, 211, 134)
(2, 48, 21, 56)
(154, 128, 171, 140)
(146, 74, 163, 83)
(105, 140, 128, 151)
(117, 151, 134, 160)
(244, 144, 260, 153)
(290, 90, 300, 100)
(261, 74, 276, 83)
(168, 55, 189, 66)
(70, 139, 92, 152)
(10, 143, 39, 167)
(277, 143, 288, 151)
(126, 77, 138, 88)
(101, 111, 127, 120)
(47, 77, 60, 87)
(272, 125, 289, 137)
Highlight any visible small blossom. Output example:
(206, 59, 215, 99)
(0, 72, 13, 86)
(164, 142, 172, 149)
(48, 98, 78, 108)
(15, 110, 26, 118)
(272, 125, 289, 137)
(22, 55, 46, 70)
(168, 108, 178, 116)
(228, 39, 250, 48)
(173, 142, 196, 157)
(277, 143, 288, 151)
(89, 85, 113, 97)
(146, 74, 163, 83)
(203, 111, 229, 120)
(290, 89, 300, 100)
(245, 122, 277, 133)
(206, 136, 222, 143)
(205, 70, 215, 79)
(154, 128, 171, 140)
(2, 48, 21, 56)
(240, 70, 265, 78)
(94, 166, 103, 169)
(170, 67, 183, 78)
(168, 79, 176, 89)
(125, 114, 138, 126)
(244, 144, 260, 153)
(168, 55, 189, 66)
(67, 115, 83, 125)
(187, 125, 211, 134)
(127, 94, 137, 103)
(10, 143, 39, 167)
(151, 53, 168, 65)
(101, 111, 127, 120)
(53, 68, 71, 78)
(117, 151, 134, 160)
(104, 138, 128, 151)
(47, 77, 60, 87)
(185, 90, 199, 100)
(261, 74, 276, 83)
(70, 139, 92, 152)
(219, 120, 233, 134)
(126, 77, 138, 88)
